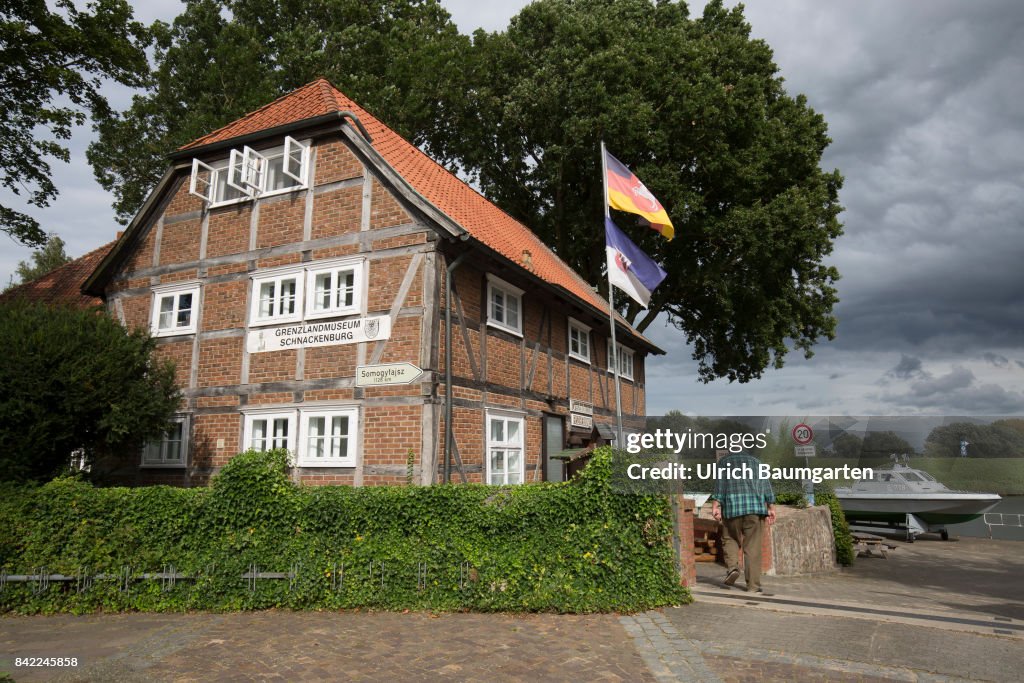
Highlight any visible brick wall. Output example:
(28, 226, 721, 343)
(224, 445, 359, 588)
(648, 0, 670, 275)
(206, 206, 251, 258)
(311, 185, 361, 240)
(160, 218, 201, 266)
(675, 496, 697, 587)
(315, 140, 362, 184)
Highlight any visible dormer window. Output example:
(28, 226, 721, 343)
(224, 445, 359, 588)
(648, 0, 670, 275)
(190, 136, 310, 206)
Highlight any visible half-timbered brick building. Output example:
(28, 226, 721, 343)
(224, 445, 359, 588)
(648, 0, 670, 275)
(71, 79, 663, 486)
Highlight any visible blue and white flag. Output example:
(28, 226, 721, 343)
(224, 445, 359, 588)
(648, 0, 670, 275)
(605, 217, 667, 308)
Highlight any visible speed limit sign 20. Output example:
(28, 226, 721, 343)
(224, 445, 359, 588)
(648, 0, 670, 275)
(792, 423, 814, 445)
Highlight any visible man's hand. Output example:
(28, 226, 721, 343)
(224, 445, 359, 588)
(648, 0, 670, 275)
(766, 505, 777, 526)
(711, 503, 722, 521)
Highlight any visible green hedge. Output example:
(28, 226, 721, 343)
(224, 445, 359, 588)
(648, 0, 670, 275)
(0, 448, 688, 614)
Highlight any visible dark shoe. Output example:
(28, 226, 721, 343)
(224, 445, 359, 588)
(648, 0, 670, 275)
(723, 568, 740, 587)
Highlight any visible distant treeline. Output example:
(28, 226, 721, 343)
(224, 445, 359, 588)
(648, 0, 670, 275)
(645, 413, 1024, 459)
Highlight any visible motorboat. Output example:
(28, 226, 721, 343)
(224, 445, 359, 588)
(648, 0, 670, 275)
(834, 456, 1001, 541)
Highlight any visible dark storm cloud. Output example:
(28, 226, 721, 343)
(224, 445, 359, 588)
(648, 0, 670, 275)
(883, 380, 1024, 414)
(983, 352, 1011, 368)
(886, 355, 928, 381)
(778, 0, 1024, 357)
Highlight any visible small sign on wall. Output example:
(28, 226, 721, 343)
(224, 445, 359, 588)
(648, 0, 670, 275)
(355, 362, 424, 386)
(569, 398, 594, 416)
(570, 413, 593, 430)
(246, 315, 391, 353)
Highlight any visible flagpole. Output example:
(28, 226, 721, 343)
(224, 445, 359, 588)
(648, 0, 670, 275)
(601, 140, 625, 447)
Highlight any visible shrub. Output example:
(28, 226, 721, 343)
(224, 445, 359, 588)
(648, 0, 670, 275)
(0, 448, 689, 614)
(0, 301, 181, 482)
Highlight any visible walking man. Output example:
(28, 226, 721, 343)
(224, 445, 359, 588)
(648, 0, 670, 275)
(710, 450, 776, 593)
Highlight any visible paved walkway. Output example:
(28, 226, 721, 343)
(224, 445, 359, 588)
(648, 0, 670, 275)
(1, 537, 1020, 682)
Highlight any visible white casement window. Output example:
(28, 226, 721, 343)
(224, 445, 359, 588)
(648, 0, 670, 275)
(151, 283, 200, 337)
(305, 259, 364, 319)
(141, 416, 189, 467)
(568, 317, 591, 363)
(298, 408, 358, 467)
(242, 407, 358, 467)
(244, 412, 296, 453)
(189, 136, 310, 206)
(486, 411, 525, 485)
(607, 343, 635, 381)
(251, 269, 303, 325)
(486, 274, 524, 336)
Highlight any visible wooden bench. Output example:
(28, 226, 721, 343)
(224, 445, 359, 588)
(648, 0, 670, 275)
(852, 532, 898, 559)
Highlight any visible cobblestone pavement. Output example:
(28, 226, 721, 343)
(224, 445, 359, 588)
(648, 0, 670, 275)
(695, 536, 1024, 621)
(4, 603, 1016, 682)
(2, 611, 655, 683)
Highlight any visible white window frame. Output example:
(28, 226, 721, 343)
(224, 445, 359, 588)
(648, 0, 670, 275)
(188, 136, 311, 207)
(250, 267, 304, 326)
(151, 282, 200, 337)
(607, 342, 635, 381)
(304, 258, 366, 319)
(486, 410, 526, 486)
(297, 407, 358, 467)
(189, 158, 215, 202)
(486, 274, 524, 337)
(243, 411, 296, 454)
(141, 415, 189, 468)
(568, 317, 591, 363)
(283, 135, 310, 184)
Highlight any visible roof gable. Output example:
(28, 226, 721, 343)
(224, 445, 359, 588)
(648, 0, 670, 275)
(141, 80, 658, 351)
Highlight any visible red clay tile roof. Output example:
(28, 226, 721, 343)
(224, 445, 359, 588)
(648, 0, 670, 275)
(1, 241, 115, 308)
(182, 79, 654, 348)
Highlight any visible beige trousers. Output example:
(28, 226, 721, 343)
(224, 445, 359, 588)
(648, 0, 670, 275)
(721, 514, 764, 591)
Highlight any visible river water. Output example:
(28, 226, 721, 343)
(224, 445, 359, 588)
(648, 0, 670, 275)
(947, 495, 1024, 541)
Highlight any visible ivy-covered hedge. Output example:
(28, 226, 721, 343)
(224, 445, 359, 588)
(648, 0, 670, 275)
(0, 448, 689, 614)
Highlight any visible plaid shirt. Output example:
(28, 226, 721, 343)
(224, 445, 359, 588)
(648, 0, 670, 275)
(709, 452, 775, 519)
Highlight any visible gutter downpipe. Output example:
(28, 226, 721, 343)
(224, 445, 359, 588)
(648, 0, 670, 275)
(444, 248, 471, 484)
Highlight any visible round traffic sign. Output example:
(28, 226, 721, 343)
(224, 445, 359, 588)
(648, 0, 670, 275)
(792, 423, 814, 445)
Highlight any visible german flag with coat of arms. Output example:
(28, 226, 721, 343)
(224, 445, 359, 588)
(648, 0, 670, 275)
(604, 151, 675, 240)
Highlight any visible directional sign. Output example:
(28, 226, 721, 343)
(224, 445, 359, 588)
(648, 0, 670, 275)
(355, 362, 424, 386)
(792, 423, 814, 445)
(794, 445, 817, 459)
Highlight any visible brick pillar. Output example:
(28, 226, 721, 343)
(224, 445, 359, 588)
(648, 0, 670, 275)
(674, 496, 697, 588)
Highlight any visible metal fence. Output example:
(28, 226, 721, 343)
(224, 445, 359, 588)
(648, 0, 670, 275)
(0, 560, 479, 596)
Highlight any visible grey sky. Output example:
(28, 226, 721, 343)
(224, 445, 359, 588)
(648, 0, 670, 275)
(3, 1, 1022, 417)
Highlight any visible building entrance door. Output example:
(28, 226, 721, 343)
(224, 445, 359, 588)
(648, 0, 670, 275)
(543, 414, 565, 482)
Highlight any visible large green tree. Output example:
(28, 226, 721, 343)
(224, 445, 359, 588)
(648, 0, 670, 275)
(88, 0, 468, 223)
(0, 0, 149, 246)
(0, 301, 181, 482)
(451, 0, 843, 382)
